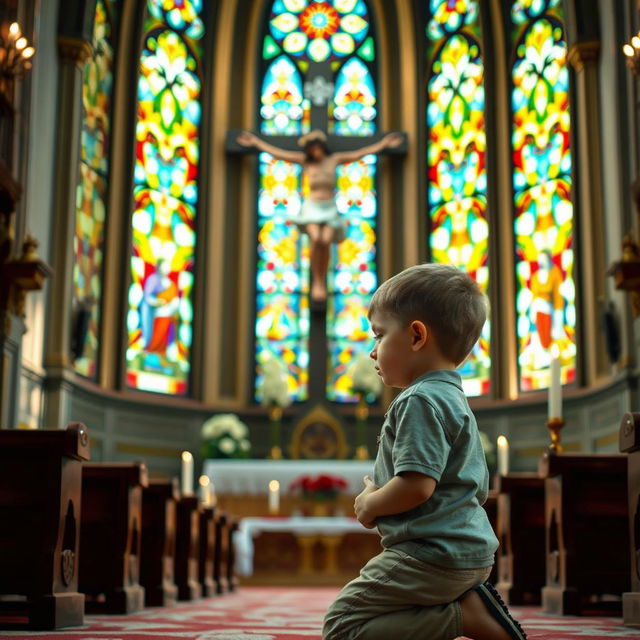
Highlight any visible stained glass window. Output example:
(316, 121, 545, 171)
(125, 0, 204, 395)
(510, 0, 575, 391)
(72, 0, 120, 378)
(426, 0, 490, 397)
(327, 56, 378, 402)
(256, 0, 377, 404)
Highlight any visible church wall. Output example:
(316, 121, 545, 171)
(17, 0, 61, 428)
(9, 0, 639, 481)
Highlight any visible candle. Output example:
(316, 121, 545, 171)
(548, 345, 562, 419)
(268, 479, 280, 515)
(181, 451, 194, 495)
(198, 475, 210, 506)
(497, 435, 509, 476)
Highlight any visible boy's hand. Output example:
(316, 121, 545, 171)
(354, 475, 378, 529)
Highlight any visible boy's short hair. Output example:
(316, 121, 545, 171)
(368, 263, 487, 365)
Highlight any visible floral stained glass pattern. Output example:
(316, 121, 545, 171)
(126, 0, 204, 395)
(327, 59, 377, 402)
(426, 0, 490, 396)
(256, 0, 377, 404)
(255, 154, 310, 401)
(511, 1, 575, 391)
(270, 0, 369, 63)
(73, 0, 119, 379)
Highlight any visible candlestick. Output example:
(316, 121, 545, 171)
(268, 479, 280, 515)
(181, 451, 194, 495)
(198, 474, 210, 506)
(209, 480, 218, 507)
(546, 417, 565, 454)
(548, 345, 562, 419)
(497, 435, 509, 476)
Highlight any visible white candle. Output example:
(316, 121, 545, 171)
(198, 475, 210, 506)
(548, 345, 562, 419)
(497, 435, 509, 476)
(181, 451, 194, 495)
(268, 479, 280, 515)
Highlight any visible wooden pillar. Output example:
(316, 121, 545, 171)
(0, 423, 89, 629)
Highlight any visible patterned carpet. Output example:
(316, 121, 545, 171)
(1, 587, 639, 639)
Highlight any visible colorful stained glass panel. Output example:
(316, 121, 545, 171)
(511, 10, 575, 391)
(269, 0, 368, 64)
(125, 0, 204, 395)
(426, 2, 490, 396)
(72, 0, 119, 378)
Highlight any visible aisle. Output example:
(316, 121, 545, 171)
(1, 587, 638, 639)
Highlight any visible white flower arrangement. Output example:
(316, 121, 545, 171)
(257, 357, 292, 408)
(201, 413, 251, 459)
(349, 352, 382, 398)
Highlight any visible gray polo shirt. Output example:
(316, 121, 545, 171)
(372, 369, 498, 569)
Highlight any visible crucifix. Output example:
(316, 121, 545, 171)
(228, 60, 406, 404)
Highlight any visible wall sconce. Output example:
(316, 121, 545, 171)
(623, 32, 640, 75)
(0, 22, 35, 83)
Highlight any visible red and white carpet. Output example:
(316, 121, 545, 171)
(2, 587, 638, 639)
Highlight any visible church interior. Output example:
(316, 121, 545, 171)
(2, 0, 640, 638)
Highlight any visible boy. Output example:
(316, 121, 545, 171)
(323, 264, 526, 640)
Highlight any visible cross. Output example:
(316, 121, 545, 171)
(227, 61, 406, 406)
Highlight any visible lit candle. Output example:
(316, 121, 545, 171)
(268, 479, 280, 515)
(548, 345, 562, 419)
(497, 435, 509, 476)
(198, 475, 210, 506)
(181, 451, 194, 495)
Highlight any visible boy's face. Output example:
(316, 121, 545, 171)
(368, 311, 415, 389)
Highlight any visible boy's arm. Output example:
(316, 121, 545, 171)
(354, 472, 436, 527)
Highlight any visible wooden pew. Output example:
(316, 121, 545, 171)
(140, 477, 179, 606)
(174, 495, 202, 600)
(495, 473, 546, 605)
(539, 453, 630, 615)
(226, 516, 240, 592)
(0, 423, 89, 629)
(79, 462, 148, 613)
(620, 411, 640, 625)
(214, 511, 229, 594)
(198, 506, 216, 597)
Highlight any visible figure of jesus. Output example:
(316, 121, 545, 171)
(237, 129, 403, 304)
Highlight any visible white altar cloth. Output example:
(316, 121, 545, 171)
(203, 459, 374, 495)
(234, 516, 377, 576)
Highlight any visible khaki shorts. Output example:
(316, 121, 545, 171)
(323, 548, 492, 640)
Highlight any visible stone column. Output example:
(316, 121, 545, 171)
(567, 40, 608, 384)
(43, 36, 92, 427)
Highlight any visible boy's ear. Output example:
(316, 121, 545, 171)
(409, 320, 428, 350)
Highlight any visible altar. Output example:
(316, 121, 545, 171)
(202, 459, 374, 518)
(235, 516, 381, 586)
(202, 459, 374, 495)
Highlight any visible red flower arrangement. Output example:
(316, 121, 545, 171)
(289, 474, 349, 502)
